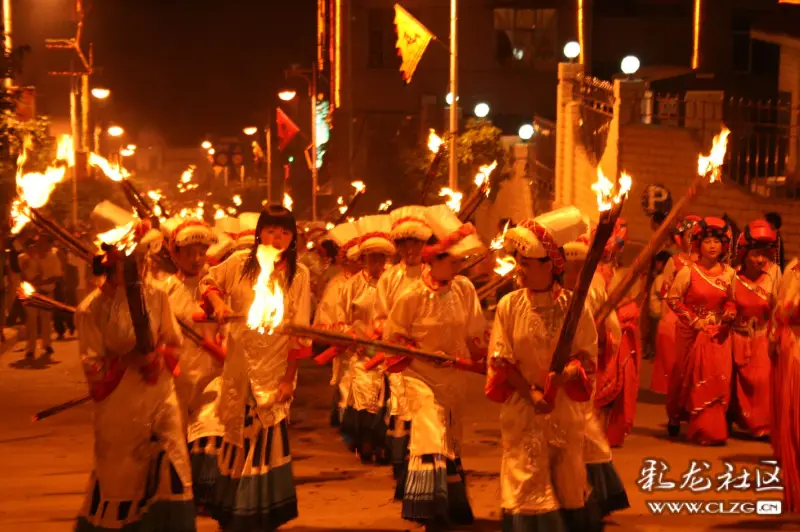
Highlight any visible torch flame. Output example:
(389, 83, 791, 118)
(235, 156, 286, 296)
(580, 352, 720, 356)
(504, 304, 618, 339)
(351, 180, 366, 193)
(697, 127, 731, 183)
(378, 200, 393, 212)
(96, 222, 138, 256)
(89, 152, 130, 182)
(427, 129, 443, 154)
(147, 190, 162, 202)
(474, 161, 498, 197)
(181, 165, 195, 184)
(494, 256, 517, 276)
(233, 194, 242, 206)
(439, 187, 463, 213)
(339, 206, 348, 215)
(227, 206, 237, 215)
(490, 221, 510, 251)
(19, 281, 35, 297)
(215, 208, 225, 220)
(591, 168, 633, 212)
(336, 196, 344, 205)
(247, 245, 285, 334)
(56, 135, 75, 167)
(326, 222, 335, 230)
(10, 199, 31, 235)
(283, 193, 293, 211)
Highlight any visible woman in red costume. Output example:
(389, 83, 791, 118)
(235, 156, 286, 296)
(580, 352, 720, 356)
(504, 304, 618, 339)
(651, 216, 700, 394)
(773, 255, 800, 512)
(593, 220, 643, 448)
(665, 217, 736, 445)
(729, 220, 778, 439)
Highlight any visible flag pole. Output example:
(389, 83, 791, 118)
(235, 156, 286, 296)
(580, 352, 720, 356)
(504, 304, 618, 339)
(448, 0, 458, 191)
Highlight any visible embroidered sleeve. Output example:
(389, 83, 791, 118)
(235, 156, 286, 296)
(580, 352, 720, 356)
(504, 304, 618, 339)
(666, 266, 697, 326)
(76, 303, 125, 401)
(485, 297, 516, 403)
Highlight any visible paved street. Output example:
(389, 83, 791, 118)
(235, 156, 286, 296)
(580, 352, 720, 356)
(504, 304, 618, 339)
(0, 335, 798, 531)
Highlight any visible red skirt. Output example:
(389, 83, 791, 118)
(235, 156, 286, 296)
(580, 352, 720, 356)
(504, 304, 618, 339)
(730, 331, 771, 437)
(774, 327, 800, 513)
(668, 324, 732, 445)
(651, 309, 677, 394)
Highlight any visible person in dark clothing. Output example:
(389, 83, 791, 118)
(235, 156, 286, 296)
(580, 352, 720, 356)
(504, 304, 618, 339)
(5, 236, 25, 328)
(53, 248, 77, 339)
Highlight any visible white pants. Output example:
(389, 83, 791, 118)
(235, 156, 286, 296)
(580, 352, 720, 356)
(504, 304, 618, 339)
(25, 306, 52, 352)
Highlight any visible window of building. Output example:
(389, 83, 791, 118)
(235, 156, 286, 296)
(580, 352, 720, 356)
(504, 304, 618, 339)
(732, 11, 752, 73)
(494, 8, 557, 68)
(367, 9, 395, 69)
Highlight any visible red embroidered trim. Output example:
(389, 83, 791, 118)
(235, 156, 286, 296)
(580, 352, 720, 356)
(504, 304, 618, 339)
(518, 219, 565, 273)
(359, 232, 392, 245)
(171, 220, 210, 244)
(422, 223, 476, 262)
(392, 216, 428, 230)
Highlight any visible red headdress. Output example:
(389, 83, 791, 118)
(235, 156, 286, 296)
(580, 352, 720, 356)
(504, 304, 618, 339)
(735, 219, 778, 264)
(690, 216, 731, 256)
(672, 214, 702, 248)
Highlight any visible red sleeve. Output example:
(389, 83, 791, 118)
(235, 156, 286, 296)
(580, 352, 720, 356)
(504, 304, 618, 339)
(199, 338, 227, 363)
(85, 359, 126, 401)
(484, 361, 514, 403)
(199, 286, 224, 315)
(667, 298, 698, 327)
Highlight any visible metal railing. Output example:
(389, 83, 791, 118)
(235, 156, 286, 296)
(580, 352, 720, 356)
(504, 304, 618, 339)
(573, 74, 615, 167)
(531, 116, 556, 214)
(642, 92, 800, 198)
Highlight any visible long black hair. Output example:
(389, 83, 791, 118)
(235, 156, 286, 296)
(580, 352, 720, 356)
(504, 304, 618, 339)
(241, 205, 299, 286)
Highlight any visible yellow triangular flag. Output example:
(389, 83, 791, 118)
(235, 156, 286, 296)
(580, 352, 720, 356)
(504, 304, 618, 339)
(394, 4, 433, 84)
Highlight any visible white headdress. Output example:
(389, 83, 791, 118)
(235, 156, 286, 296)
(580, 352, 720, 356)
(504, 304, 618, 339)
(390, 205, 433, 241)
(161, 216, 217, 249)
(503, 206, 588, 273)
(327, 221, 361, 261)
(356, 215, 396, 256)
(422, 204, 485, 260)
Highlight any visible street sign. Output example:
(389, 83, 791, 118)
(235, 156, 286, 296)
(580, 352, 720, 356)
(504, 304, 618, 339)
(641, 184, 672, 216)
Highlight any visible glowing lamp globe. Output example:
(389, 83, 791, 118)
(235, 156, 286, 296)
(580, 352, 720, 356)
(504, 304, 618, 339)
(107, 126, 125, 137)
(91, 88, 110, 100)
(621, 55, 641, 75)
(243, 126, 258, 136)
(201, 140, 212, 150)
(564, 41, 581, 60)
(278, 90, 297, 102)
(518, 124, 534, 141)
(474, 102, 490, 118)
(445, 92, 460, 106)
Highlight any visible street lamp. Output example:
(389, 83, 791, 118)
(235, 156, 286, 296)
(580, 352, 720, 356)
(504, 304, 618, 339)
(621, 55, 641, 77)
(518, 124, 534, 141)
(126, 144, 136, 151)
(445, 92, 460, 106)
(201, 140, 212, 150)
(208, 148, 215, 156)
(564, 42, 581, 62)
(285, 65, 319, 220)
(91, 87, 110, 100)
(108, 125, 124, 137)
(278, 90, 297, 102)
(120, 148, 135, 157)
(243, 126, 258, 136)
(474, 102, 490, 118)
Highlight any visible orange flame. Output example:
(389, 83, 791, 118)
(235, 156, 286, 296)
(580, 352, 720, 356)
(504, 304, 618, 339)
(697, 127, 731, 183)
(490, 221, 510, 250)
(10, 199, 31, 235)
(326, 222, 335, 230)
(181, 165, 195, 184)
(427, 129, 443, 154)
(56, 135, 75, 167)
(233, 194, 242, 206)
(247, 245, 285, 334)
(89, 152, 130, 182)
(351, 180, 366, 193)
(283, 193, 293, 211)
(591, 168, 633, 212)
(214, 208, 225, 220)
(96, 222, 137, 256)
(494, 256, 517, 276)
(378, 200, 393, 212)
(439, 187, 462, 213)
(474, 161, 498, 197)
(19, 281, 35, 297)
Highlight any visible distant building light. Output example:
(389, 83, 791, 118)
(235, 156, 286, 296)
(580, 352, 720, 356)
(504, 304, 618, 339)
(513, 48, 524, 61)
(518, 124, 534, 141)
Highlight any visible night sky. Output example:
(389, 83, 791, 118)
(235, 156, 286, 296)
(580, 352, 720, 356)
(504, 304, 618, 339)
(14, 0, 315, 145)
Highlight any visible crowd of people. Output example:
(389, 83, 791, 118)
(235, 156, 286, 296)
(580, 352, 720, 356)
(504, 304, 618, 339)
(2, 198, 798, 532)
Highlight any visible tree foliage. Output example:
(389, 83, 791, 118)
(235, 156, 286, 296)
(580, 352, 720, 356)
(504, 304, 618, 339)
(402, 118, 512, 205)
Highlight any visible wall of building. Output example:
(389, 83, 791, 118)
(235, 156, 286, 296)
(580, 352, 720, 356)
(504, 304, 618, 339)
(555, 65, 800, 261)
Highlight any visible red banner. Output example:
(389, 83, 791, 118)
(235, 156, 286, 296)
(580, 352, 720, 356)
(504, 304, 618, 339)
(276, 108, 300, 152)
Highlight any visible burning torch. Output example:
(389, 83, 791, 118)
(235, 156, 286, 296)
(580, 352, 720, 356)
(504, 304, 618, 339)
(458, 161, 498, 223)
(595, 127, 730, 322)
(334, 181, 367, 224)
(420, 129, 445, 205)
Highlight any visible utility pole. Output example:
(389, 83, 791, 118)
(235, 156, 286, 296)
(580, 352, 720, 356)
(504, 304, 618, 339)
(3, 0, 12, 88)
(311, 62, 318, 221)
(448, 0, 458, 190)
(265, 122, 273, 204)
(46, 0, 93, 226)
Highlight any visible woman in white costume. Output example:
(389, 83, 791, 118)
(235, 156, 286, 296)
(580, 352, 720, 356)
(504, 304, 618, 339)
(383, 204, 486, 527)
(486, 207, 603, 531)
(312, 221, 363, 429)
(75, 204, 195, 532)
(159, 216, 226, 512)
(375, 205, 433, 480)
(200, 205, 311, 531)
(336, 215, 395, 463)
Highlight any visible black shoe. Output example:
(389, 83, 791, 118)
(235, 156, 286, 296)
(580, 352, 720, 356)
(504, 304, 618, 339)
(667, 423, 680, 437)
(25, 351, 34, 360)
(43, 347, 55, 356)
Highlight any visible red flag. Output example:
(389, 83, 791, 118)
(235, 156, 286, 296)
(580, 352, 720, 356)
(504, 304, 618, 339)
(276, 108, 300, 151)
